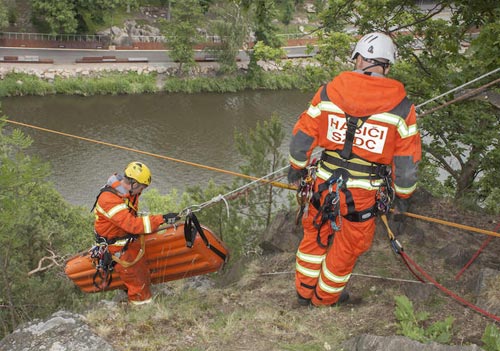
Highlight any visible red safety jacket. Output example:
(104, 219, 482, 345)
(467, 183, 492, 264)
(289, 71, 421, 198)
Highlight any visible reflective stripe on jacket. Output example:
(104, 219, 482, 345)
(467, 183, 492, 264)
(94, 190, 164, 242)
(289, 71, 421, 198)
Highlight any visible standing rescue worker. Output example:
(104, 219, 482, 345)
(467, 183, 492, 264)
(93, 161, 179, 305)
(288, 32, 421, 307)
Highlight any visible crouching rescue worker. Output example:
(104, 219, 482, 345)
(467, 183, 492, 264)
(93, 161, 179, 305)
(288, 32, 421, 307)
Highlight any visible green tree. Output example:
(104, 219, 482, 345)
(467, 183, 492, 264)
(160, 0, 203, 75)
(234, 114, 288, 228)
(0, 0, 8, 29)
(395, 2, 500, 203)
(317, 0, 500, 205)
(281, 0, 294, 27)
(207, 1, 249, 74)
(74, 0, 130, 33)
(199, 0, 215, 14)
(31, 0, 78, 34)
(0, 117, 92, 337)
(253, 0, 282, 48)
(145, 115, 290, 260)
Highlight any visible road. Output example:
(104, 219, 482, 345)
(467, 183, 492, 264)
(0, 46, 313, 64)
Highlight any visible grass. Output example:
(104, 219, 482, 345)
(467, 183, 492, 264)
(0, 67, 321, 97)
(82, 226, 498, 351)
(0, 71, 159, 97)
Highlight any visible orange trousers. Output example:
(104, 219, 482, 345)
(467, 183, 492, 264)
(296, 180, 377, 306)
(111, 241, 152, 302)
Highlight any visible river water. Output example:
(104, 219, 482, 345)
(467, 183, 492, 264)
(1, 90, 311, 207)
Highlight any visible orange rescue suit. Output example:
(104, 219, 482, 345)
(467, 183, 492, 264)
(94, 181, 164, 303)
(289, 71, 421, 306)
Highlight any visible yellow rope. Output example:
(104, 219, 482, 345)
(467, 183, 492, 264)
(399, 210, 500, 238)
(380, 214, 396, 240)
(6, 119, 498, 238)
(5, 119, 297, 190)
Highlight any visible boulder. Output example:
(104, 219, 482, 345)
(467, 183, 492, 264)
(0, 310, 114, 351)
(260, 210, 303, 253)
(475, 267, 500, 316)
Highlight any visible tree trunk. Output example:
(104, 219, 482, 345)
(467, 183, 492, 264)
(0, 252, 17, 334)
(455, 149, 481, 199)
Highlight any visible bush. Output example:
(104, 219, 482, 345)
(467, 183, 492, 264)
(0, 73, 54, 97)
(394, 295, 454, 344)
(0, 117, 95, 338)
(482, 324, 500, 351)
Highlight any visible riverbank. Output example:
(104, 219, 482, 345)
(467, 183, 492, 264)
(0, 58, 323, 96)
(0, 61, 233, 81)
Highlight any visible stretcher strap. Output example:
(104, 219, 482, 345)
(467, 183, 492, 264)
(184, 213, 227, 262)
(112, 235, 146, 268)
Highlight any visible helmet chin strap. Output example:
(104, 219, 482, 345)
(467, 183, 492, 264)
(127, 177, 138, 196)
(362, 57, 390, 75)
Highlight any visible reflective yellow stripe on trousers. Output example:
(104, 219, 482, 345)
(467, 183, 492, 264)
(296, 250, 325, 279)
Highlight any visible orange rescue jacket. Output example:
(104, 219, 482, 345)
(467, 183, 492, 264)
(289, 71, 421, 198)
(94, 187, 164, 242)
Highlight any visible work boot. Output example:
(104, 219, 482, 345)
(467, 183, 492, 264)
(332, 290, 350, 306)
(297, 293, 311, 307)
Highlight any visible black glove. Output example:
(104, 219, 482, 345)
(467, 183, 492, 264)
(287, 167, 307, 184)
(163, 212, 180, 225)
(392, 197, 408, 222)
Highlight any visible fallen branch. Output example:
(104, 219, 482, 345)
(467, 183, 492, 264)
(28, 249, 64, 276)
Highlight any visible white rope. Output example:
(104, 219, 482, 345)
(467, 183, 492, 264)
(179, 166, 288, 216)
(260, 270, 430, 284)
(180, 150, 323, 215)
(416, 67, 500, 110)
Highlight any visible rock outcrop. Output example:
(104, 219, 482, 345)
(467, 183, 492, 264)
(0, 311, 114, 351)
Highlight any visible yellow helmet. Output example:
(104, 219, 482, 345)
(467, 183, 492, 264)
(124, 162, 152, 186)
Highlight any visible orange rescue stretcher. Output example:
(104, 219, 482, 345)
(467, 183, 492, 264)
(65, 216, 229, 293)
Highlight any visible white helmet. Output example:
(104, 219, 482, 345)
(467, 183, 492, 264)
(351, 32, 397, 64)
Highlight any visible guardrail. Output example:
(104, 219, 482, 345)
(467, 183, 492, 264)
(1, 31, 316, 44)
(0, 31, 107, 42)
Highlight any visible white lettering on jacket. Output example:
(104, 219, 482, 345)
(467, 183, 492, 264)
(327, 115, 388, 154)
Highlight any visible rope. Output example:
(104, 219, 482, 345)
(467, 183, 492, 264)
(455, 220, 500, 281)
(418, 76, 500, 118)
(260, 270, 430, 284)
(415, 67, 500, 110)
(380, 214, 500, 323)
(4, 119, 296, 191)
(4, 69, 500, 237)
(398, 210, 500, 238)
(400, 251, 500, 323)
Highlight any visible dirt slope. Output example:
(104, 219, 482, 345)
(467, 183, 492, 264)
(85, 190, 500, 350)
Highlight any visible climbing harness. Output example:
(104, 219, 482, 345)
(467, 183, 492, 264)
(338, 114, 369, 160)
(89, 232, 145, 290)
(89, 238, 115, 290)
(292, 148, 395, 248)
(311, 174, 344, 248)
